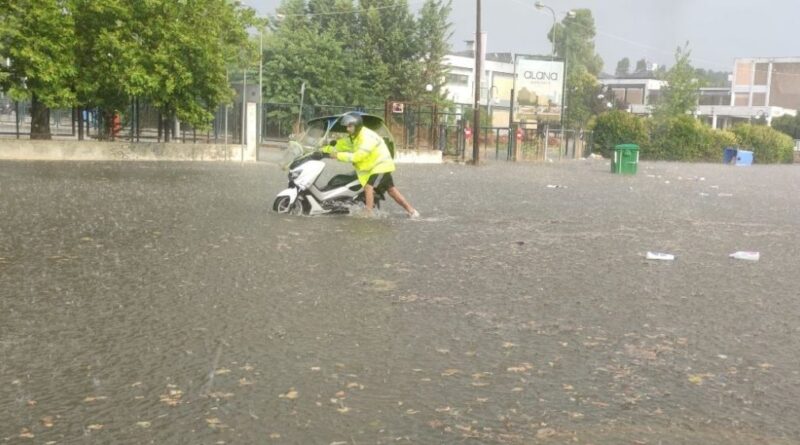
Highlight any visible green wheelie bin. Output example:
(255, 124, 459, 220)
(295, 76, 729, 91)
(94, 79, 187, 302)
(611, 144, 639, 175)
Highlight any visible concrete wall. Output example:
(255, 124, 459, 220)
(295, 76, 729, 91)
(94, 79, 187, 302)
(0, 139, 444, 164)
(0, 140, 255, 162)
(394, 149, 442, 164)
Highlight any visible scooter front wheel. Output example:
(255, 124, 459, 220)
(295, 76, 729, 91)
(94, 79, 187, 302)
(273, 196, 307, 215)
(273, 196, 293, 214)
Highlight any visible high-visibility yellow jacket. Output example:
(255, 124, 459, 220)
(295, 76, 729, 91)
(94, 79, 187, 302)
(328, 127, 395, 186)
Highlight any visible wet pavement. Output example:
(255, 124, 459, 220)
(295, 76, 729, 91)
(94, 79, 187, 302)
(1, 158, 800, 444)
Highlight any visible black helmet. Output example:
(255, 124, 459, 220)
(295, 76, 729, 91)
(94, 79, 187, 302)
(341, 113, 363, 133)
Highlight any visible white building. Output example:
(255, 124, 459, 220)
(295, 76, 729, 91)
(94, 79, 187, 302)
(442, 51, 798, 130)
(442, 52, 515, 127)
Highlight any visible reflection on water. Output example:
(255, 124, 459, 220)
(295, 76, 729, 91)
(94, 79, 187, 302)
(1, 160, 799, 444)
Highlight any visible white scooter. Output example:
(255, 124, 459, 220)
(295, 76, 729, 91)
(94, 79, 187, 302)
(272, 112, 394, 216)
(273, 144, 384, 215)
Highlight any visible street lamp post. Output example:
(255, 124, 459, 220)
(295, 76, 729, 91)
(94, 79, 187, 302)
(537, 3, 575, 159)
(258, 29, 263, 145)
(534, 2, 556, 58)
(472, 0, 482, 165)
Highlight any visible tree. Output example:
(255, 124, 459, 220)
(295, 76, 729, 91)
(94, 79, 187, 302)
(615, 57, 630, 77)
(265, 0, 351, 121)
(415, 0, 452, 105)
(265, 0, 452, 116)
(135, 0, 257, 135)
(549, 9, 602, 128)
(635, 58, 647, 73)
(1, 0, 255, 139)
(694, 68, 730, 87)
(771, 113, 800, 140)
(552, 9, 602, 77)
(566, 67, 601, 128)
(357, 0, 420, 101)
(0, 0, 76, 139)
(71, 0, 144, 138)
(653, 43, 699, 120)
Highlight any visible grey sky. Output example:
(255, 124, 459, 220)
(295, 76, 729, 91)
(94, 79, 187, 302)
(243, 0, 800, 72)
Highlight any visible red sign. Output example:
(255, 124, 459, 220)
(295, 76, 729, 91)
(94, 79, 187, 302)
(464, 127, 472, 139)
(516, 128, 524, 141)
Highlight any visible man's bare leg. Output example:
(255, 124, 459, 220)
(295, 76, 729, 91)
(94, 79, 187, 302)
(387, 186, 416, 215)
(364, 184, 375, 215)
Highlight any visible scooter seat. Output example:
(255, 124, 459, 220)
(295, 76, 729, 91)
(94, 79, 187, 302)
(321, 173, 359, 192)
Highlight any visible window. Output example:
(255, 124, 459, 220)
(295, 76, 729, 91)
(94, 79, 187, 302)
(734, 93, 749, 106)
(754, 63, 769, 85)
(446, 73, 469, 86)
(735, 62, 752, 86)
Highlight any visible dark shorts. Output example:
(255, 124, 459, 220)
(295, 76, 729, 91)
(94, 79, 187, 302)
(366, 172, 394, 193)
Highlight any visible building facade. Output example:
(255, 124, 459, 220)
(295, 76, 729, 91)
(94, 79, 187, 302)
(443, 54, 798, 130)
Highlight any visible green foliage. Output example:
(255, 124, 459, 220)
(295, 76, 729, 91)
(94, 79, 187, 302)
(359, 0, 419, 100)
(594, 112, 792, 164)
(549, 9, 602, 128)
(590, 110, 648, 158)
(653, 44, 699, 120)
(264, 0, 452, 129)
(771, 113, 800, 139)
(704, 128, 738, 161)
(1, 0, 256, 134)
(565, 67, 600, 128)
(0, 0, 76, 106)
(132, 0, 257, 129)
(648, 115, 738, 161)
(634, 58, 647, 73)
(732, 124, 795, 164)
(615, 57, 630, 77)
(415, 0, 452, 105)
(693, 68, 730, 87)
(552, 9, 603, 77)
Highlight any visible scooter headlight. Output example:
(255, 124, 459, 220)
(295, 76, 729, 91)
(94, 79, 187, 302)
(289, 169, 300, 180)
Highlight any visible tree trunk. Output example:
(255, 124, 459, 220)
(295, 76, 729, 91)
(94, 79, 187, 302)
(77, 107, 84, 141)
(30, 94, 52, 140)
(163, 113, 171, 142)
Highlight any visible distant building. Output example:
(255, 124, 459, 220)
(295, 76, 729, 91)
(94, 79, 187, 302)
(442, 51, 515, 127)
(597, 76, 666, 107)
(732, 57, 800, 109)
(442, 52, 798, 130)
(601, 57, 798, 128)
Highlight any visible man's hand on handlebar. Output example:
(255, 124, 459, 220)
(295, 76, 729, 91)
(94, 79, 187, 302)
(320, 139, 339, 159)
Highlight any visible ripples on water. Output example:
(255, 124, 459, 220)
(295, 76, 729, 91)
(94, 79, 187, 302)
(1, 160, 799, 444)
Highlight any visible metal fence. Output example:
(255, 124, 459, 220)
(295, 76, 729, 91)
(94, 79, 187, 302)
(0, 94, 593, 161)
(441, 123, 593, 162)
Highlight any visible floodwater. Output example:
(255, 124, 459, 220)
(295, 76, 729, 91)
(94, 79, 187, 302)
(1, 158, 799, 444)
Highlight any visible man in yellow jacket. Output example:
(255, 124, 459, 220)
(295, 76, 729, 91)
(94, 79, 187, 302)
(323, 113, 419, 217)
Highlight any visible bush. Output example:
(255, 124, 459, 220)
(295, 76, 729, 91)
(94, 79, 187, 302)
(771, 114, 800, 140)
(590, 110, 649, 158)
(702, 128, 738, 161)
(647, 116, 737, 162)
(732, 124, 795, 164)
(649, 115, 701, 160)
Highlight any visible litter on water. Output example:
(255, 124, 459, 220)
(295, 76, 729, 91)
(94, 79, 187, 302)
(646, 252, 675, 261)
(729, 251, 760, 261)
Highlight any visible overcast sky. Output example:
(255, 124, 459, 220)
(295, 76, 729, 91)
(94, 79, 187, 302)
(243, 0, 800, 72)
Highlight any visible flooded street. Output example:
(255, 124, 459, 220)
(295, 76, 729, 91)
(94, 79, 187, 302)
(2, 158, 800, 444)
